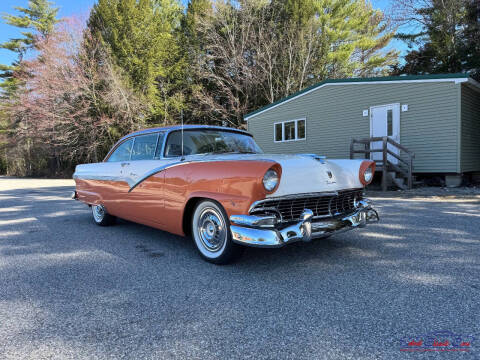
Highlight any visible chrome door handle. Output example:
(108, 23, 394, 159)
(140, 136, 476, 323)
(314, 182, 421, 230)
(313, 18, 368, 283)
(130, 172, 138, 177)
(121, 162, 130, 167)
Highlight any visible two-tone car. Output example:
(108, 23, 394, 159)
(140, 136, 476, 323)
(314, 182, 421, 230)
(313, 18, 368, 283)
(73, 125, 379, 264)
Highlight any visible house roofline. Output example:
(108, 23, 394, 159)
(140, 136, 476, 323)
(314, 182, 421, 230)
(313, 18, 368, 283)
(466, 77, 480, 92)
(244, 73, 471, 121)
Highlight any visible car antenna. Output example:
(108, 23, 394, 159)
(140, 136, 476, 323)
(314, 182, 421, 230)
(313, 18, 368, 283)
(180, 109, 185, 161)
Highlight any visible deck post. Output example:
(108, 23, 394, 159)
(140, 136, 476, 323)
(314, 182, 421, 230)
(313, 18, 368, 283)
(382, 137, 388, 191)
(408, 157, 413, 189)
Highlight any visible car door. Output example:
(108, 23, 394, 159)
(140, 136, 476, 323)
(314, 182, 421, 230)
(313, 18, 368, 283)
(100, 138, 134, 215)
(121, 132, 171, 225)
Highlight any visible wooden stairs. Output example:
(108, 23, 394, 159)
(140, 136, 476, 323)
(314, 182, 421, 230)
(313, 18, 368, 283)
(350, 136, 415, 191)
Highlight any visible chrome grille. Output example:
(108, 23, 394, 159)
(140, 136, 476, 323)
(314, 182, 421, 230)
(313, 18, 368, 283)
(249, 189, 363, 222)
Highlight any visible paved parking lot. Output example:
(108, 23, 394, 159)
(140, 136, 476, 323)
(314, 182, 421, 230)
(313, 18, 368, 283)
(1, 178, 479, 359)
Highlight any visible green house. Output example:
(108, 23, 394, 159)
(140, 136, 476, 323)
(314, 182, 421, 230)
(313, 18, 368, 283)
(245, 74, 480, 184)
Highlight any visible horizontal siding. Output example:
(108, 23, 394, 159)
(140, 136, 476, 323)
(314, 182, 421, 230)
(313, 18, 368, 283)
(248, 82, 460, 173)
(460, 85, 480, 172)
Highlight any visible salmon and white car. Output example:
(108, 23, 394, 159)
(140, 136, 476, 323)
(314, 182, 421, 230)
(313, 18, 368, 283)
(73, 125, 379, 264)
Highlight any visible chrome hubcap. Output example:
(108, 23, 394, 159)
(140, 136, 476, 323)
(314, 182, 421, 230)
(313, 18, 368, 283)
(93, 204, 105, 222)
(197, 208, 226, 252)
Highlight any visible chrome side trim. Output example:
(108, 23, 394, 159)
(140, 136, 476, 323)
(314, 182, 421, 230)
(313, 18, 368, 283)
(128, 161, 186, 192)
(73, 174, 133, 186)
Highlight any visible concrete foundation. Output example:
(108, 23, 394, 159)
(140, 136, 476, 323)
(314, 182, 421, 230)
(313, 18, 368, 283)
(445, 174, 463, 188)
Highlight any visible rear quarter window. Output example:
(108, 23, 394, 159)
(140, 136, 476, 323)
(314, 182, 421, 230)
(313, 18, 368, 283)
(107, 139, 133, 162)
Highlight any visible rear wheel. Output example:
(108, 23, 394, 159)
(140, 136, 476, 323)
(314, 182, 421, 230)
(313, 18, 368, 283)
(91, 204, 116, 226)
(191, 200, 243, 264)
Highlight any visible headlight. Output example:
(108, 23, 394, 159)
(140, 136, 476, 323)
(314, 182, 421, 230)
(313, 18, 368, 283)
(263, 169, 279, 192)
(364, 166, 373, 183)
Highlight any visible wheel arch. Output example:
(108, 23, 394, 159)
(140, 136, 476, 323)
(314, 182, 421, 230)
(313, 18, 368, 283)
(182, 197, 206, 237)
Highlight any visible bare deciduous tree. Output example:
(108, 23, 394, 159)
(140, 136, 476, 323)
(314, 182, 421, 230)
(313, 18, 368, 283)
(191, 0, 398, 127)
(5, 17, 146, 175)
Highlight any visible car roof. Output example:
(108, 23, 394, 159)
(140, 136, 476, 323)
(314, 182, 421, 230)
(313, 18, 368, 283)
(118, 125, 252, 142)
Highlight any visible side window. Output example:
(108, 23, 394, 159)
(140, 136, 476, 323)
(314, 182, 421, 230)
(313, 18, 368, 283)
(131, 134, 158, 161)
(107, 139, 133, 162)
(164, 131, 194, 157)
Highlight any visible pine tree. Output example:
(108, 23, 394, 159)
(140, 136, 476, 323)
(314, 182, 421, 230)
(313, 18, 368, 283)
(395, 0, 479, 76)
(0, 0, 59, 97)
(88, 0, 185, 124)
(181, 0, 213, 122)
(269, 0, 397, 85)
(462, 0, 480, 78)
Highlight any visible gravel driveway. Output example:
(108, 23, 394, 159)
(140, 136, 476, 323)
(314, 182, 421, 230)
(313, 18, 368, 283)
(0, 178, 479, 359)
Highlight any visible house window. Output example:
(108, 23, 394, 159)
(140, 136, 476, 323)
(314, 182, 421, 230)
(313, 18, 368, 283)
(387, 109, 393, 136)
(297, 120, 305, 139)
(274, 119, 306, 142)
(284, 121, 295, 140)
(275, 123, 283, 142)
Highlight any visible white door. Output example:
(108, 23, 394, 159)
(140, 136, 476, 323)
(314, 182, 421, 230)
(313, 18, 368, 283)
(370, 104, 400, 164)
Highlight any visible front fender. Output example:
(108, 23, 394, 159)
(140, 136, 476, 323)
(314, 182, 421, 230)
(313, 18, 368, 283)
(162, 160, 280, 235)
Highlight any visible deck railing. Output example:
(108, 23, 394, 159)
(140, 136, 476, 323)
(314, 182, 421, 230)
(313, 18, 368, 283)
(350, 136, 415, 191)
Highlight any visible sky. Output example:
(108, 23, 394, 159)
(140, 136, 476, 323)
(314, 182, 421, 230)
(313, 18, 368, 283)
(0, 0, 94, 66)
(0, 0, 410, 68)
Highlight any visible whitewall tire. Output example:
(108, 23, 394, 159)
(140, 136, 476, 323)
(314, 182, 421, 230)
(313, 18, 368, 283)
(91, 204, 116, 226)
(191, 200, 243, 264)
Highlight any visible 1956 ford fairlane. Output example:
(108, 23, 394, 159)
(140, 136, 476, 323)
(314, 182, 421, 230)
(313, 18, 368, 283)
(73, 125, 379, 264)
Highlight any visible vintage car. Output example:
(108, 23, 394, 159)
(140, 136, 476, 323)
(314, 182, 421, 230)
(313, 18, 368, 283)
(73, 125, 379, 264)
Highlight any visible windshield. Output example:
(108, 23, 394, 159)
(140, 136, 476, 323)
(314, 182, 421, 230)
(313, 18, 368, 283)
(164, 129, 262, 157)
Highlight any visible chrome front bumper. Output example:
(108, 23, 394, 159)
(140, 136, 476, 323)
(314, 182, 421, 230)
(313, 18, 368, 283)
(229, 202, 379, 248)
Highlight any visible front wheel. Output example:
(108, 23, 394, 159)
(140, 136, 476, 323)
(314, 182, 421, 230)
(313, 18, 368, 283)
(91, 204, 116, 226)
(191, 200, 244, 264)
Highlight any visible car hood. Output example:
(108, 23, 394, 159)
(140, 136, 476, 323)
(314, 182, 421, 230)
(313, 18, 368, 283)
(185, 153, 365, 197)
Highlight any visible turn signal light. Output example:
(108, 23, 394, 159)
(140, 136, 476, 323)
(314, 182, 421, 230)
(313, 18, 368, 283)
(359, 161, 375, 186)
